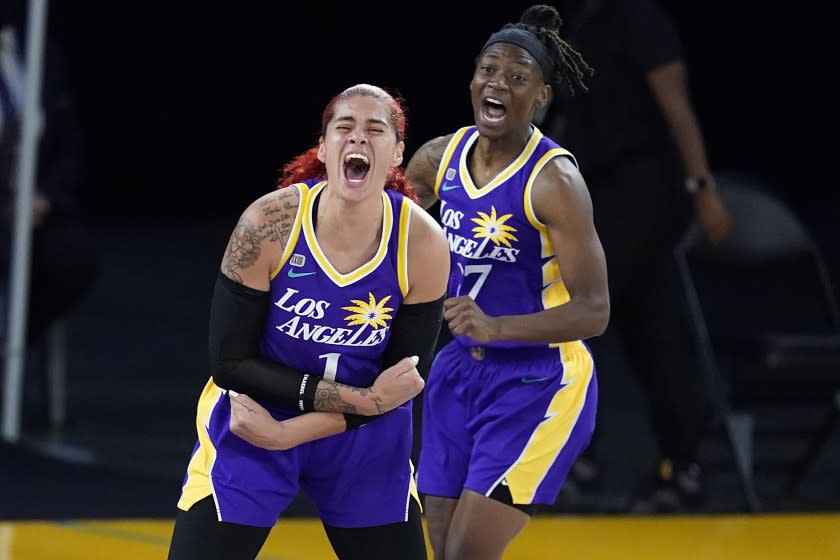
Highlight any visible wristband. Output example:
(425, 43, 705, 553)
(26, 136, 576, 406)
(298, 373, 318, 412)
(685, 175, 716, 194)
(344, 413, 375, 430)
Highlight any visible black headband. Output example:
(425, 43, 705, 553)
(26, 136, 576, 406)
(481, 28, 554, 81)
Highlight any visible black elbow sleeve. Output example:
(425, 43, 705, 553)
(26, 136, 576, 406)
(380, 294, 446, 378)
(208, 273, 318, 410)
(208, 273, 268, 384)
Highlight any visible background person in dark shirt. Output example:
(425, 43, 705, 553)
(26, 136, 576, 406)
(545, 0, 731, 512)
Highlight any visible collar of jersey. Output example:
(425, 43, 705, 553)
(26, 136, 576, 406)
(457, 126, 544, 198)
(302, 181, 392, 287)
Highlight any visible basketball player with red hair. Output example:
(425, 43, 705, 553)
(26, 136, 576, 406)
(167, 84, 449, 560)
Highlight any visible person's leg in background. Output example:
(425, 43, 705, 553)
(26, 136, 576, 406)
(582, 154, 707, 511)
(568, 155, 669, 497)
(619, 212, 707, 512)
(23, 215, 100, 428)
(27, 215, 100, 344)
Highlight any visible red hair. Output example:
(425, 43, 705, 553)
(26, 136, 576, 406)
(278, 84, 417, 203)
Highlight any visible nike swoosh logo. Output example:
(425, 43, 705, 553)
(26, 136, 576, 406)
(287, 269, 316, 278)
(441, 183, 462, 191)
(520, 376, 551, 384)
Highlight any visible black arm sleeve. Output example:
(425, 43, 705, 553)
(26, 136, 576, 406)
(344, 293, 446, 429)
(208, 272, 319, 411)
(381, 294, 445, 377)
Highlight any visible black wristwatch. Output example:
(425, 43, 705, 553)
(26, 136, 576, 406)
(685, 175, 717, 194)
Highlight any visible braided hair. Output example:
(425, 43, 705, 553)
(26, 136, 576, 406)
(503, 4, 593, 95)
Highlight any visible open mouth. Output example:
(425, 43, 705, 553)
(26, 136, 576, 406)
(343, 153, 370, 182)
(482, 97, 507, 122)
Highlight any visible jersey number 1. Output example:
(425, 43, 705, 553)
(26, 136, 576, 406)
(319, 352, 341, 381)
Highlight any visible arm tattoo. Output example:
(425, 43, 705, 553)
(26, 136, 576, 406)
(314, 382, 385, 415)
(260, 191, 298, 246)
(424, 148, 443, 174)
(221, 190, 300, 282)
(418, 149, 443, 210)
(221, 218, 262, 283)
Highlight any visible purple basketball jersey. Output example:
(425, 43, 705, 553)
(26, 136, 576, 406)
(260, 180, 410, 391)
(435, 125, 577, 349)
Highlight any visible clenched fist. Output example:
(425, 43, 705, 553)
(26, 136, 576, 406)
(444, 296, 500, 343)
(368, 355, 424, 414)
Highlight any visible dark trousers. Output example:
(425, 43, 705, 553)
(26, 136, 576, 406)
(586, 153, 706, 464)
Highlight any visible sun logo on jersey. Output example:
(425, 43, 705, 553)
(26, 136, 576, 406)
(471, 206, 518, 247)
(342, 293, 394, 328)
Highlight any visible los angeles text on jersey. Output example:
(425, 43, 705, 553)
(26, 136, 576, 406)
(440, 203, 520, 263)
(446, 230, 520, 262)
(273, 288, 390, 347)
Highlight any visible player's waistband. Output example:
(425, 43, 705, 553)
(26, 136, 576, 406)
(450, 341, 562, 363)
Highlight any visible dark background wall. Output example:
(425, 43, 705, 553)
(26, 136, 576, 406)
(4, 0, 838, 517)
(50, 1, 838, 235)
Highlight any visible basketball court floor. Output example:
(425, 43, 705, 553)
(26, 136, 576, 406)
(2, 513, 838, 559)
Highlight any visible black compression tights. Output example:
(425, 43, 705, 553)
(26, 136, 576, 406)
(167, 496, 427, 560)
(166, 497, 270, 560)
(324, 498, 427, 560)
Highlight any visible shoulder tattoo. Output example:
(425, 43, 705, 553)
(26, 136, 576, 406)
(221, 189, 300, 282)
(418, 147, 444, 208)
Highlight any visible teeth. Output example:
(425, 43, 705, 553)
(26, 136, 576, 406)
(486, 97, 504, 106)
(344, 153, 369, 164)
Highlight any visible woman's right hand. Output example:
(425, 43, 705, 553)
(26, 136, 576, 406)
(367, 355, 424, 414)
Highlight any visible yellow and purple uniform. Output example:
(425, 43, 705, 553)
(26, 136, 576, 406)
(178, 180, 421, 528)
(417, 126, 598, 506)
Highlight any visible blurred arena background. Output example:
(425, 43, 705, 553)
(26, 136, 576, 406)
(1, 1, 838, 558)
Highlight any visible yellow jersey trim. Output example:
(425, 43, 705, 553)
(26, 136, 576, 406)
(408, 460, 423, 515)
(303, 181, 393, 287)
(177, 378, 225, 513)
(459, 127, 544, 198)
(523, 147, 574, 232)
(504, 342, 593, 504)
(522, 148, 575, 311)
(270, 182, 309, 281)
(434, 127, 471, 196)
(542, 257, 571, 313)
(397, 198, 412, 297)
